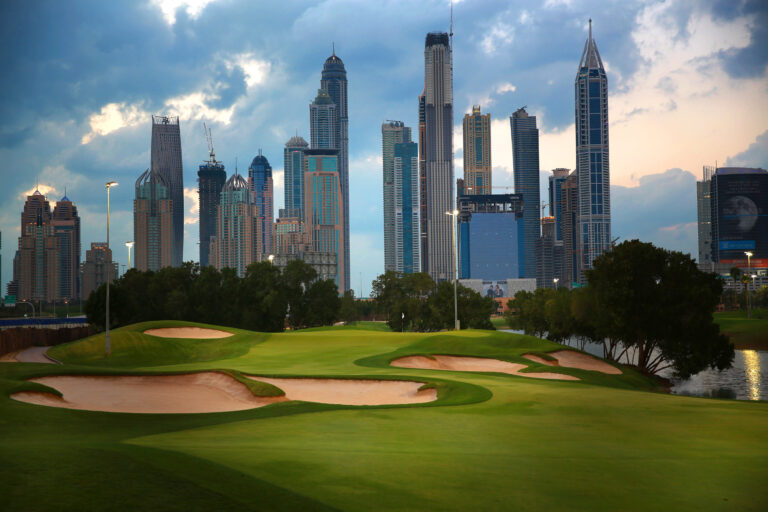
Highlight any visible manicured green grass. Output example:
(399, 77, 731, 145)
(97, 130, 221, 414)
(1, 323, 766, 511)
(490, 316, 510, 329)
(715, 311, 768, 349)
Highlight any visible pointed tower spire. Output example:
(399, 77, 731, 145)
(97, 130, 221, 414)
(589, 18, 592, 41)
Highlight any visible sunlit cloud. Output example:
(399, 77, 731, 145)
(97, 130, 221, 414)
(183, 186, 198, 225)
(225, 52, 271, 89)
(81, 102, 146, 145)
(150, 0, 216, 25)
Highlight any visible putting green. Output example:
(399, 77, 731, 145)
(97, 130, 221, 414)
(1, 320, 766, 511)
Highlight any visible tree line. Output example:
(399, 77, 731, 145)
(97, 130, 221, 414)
(85, 260, 341, 332)
(506, 240, 734, 378)
(370, 271, 496, 331)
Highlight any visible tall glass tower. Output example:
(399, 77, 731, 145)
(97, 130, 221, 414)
(198, 152, 225, 268)
(463, 105, 492, 195)
(283, 135, 308, 218)
(394, 140, 420, 274)
(248, 151, 274, 258)
(382, 121, 412, 272)
(320, 50, 350, 291)
(511, 107, 540, 279)
(423, 32, 454, 282)
(151, 115, 184, 267)
(575, 20, 610, 281)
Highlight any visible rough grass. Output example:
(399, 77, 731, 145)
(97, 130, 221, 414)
(714, 311, 768, 349)
(1, 322, 766, 511)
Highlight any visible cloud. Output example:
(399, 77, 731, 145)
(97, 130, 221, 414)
(19, 184, 58, 201)
(481, 21, 515, 54)
(496, 83, 516, 94)
(183, 187, 198, 225)
(81, 102, 147, 144)
(150, 0, 217, 25)
(725, 129, 768, 168)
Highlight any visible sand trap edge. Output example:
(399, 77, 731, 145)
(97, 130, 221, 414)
(143, 327, 234, 339)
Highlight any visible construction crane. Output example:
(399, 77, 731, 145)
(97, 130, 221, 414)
(202, 122, 220, 165)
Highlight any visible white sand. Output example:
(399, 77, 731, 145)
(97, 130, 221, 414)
(0, 347, 57, 364)
(523, 351, 621, 374)
(143, 327, 233, 339)
(11, 372, 285, 414)
(391, 355, 579, 381)
(247, 376, 437, 406)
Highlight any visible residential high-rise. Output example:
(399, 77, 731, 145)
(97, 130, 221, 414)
(511, 107, 540, 279)
(52, 193, 81, 301)
(304, 148, 345, 292)
(536, 216, 563, 289)
(560, 171, 579, 287)
(17, 188, 57, 302)
(458, 193, 523, 280)
(696, 165, 714, 267)
(283, 135, 309, 218)
(80, 243, 117, 300)
(394, 140, 420, 274)
(310, 89, 338, 150)
(134, 168, 173, 272)
(249, 150, 274, 258)
(382, 121, 412, 272)
(321, 49, 350, 291)
(418, 92, 428, 273)
(575, 20, 611, 281)
(151, 115, 184, 267)
(197, 148, 226, 268)
(274, 214, 306, 256)
(423, 32, 454, 282)
(463, 105, 492, 195)
(212, 173, 259, 277)
(548, 168, 570, 241)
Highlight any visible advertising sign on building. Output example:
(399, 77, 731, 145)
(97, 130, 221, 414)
(483, 280, 507, 298)
(715, 170, 768, 265)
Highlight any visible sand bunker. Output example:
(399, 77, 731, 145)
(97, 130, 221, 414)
(0, 347, 58, 364)
(523, 350, 621, 374)
(11, 372, 284, 414)
(247, 376, 437, 406)
(143, 327, 233, 339)
(391, 355, 578, 381)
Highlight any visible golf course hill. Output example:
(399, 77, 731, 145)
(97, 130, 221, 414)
(1, 320, 766, 511)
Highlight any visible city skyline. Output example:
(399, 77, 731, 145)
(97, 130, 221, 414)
(1, 1, 767, 296)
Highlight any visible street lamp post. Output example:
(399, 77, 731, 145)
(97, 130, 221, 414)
(745, 251, 753, 319)
(445, 209, 459, 330)
(125, 241, 134, 271)
(553, 278, 559, 289)
(268, 254, 275, 264)
(105, 181, 118, 356)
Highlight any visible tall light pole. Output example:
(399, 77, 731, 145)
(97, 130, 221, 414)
(553, 277, 559, 289)
(745, 251, 753, 319)
(445, 209, 459, 330)
(125, 241, 134, 271)
(105, 181, 118, 356)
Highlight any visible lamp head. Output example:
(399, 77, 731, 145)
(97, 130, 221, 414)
(105, 181, 118, 189)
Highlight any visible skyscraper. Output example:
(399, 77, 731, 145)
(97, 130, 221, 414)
(283, 135, 309, 218)
(151, 115, 184, 267)
(418, 93, 428, 273)
(17, 188, 57, 302)
(560, 171, 579, 287)
(310, 89, 338, 150)
(463, 105, 492, 195)
(321, 49, 350, 291)
(423, 32, 454, 282)
(212, 173, 259, 277)
(80, 243, 117, 300)
(511, 107, 540, 279)
(249, 150, 274, 258)
(696, 165, 714, 267)
(548, 168, 570, 241)
(394, 140, 420, 274)
(197, 148, 226, 268)
(304, 148, 345, 292)
(575, 20, 610, 281)
(134, 168, 173, 271)
(382, 121, 412, 272)
(52, 193, 81, 301)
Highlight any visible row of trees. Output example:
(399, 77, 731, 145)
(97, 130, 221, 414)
(724, 267, 768, 311)
(506, 240, 734, 379)
(371, 271, 496, 331)
(85, 260, 341, 332)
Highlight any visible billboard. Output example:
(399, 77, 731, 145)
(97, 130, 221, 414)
(483, 280, 507, 298)
(715, 171, 768, 263)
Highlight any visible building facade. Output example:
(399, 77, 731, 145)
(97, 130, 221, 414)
(16, 189, 56, 302)
(321, 50, 350, 291)
(382, 121, 413, 272)
(575, 21, 611, 282)
(274, 215, 306, 256)
(212, 173, 259, 277)
(560, 171, 579, 287)
(548, 168, 569, 241)
(151, 115, 184, 267)
(458, 194, 523, 281)
(197, 154, 226, 268)
(249, 151, 274, 258)
(696, 165, 714, 267)
(51, 194, 81, 301)
(134, 168, 173, 272)
(304, 149, 345, 292)
(80, 243, 117, 300)
(283, 135, 309, 219)
(463, 105, 492, 195)
(394, 140, 420, 274)
(510, 107, 540, 279)
(423, 32, 454, 282)
(536, 216, 563, 289)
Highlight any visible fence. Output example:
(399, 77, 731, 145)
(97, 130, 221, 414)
(0, 326, 95, 356)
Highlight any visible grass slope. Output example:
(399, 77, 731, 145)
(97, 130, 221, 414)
(1, 323, 766, 511)
(715, 311, 768, 349)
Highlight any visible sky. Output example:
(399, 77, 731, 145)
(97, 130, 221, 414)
(1, 0, 766, 297)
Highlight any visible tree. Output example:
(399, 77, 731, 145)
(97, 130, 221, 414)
(339, 290, 358, 324)
(586, 240, 733, 378)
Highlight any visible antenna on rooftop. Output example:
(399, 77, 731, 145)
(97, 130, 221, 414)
(450, 0, 454, 44)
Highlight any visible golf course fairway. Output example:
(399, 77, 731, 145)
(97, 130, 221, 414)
(1, 320, 766, 511)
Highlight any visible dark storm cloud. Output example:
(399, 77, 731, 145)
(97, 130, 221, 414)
(711, 0, 768, 78)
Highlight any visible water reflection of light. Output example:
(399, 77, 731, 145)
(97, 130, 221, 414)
(743, 350, 761, 401)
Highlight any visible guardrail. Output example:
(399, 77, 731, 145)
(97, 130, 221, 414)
(0, 317, 89, 329)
